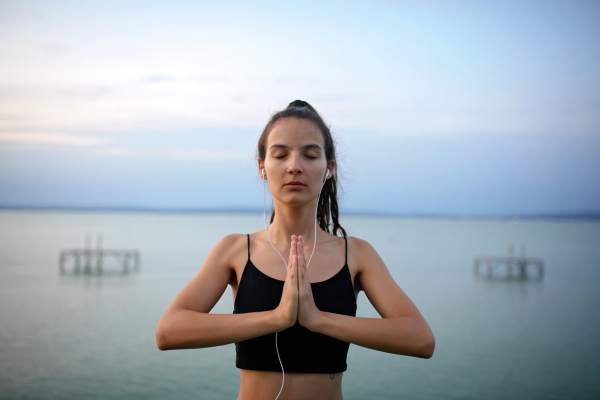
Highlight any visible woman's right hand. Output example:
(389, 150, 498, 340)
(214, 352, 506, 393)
(273, 235, 299, 331)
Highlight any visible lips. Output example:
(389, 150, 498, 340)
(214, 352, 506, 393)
(284, 180, 306, 188)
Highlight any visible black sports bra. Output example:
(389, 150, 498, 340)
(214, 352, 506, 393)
(233, 234, 357, 373)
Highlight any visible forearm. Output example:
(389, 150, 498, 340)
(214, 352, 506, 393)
(311, 312, 435, 358)
(156, 309, 281, 350)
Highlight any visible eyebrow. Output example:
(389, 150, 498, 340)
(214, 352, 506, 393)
(269, 143, 322, 151)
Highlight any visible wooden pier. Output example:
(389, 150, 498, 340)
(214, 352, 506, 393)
(59, 249, 140, 274)
(59, 234, 140, 274)
(473, 256, 544, 279)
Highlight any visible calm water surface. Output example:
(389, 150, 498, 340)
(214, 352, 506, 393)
(0, 211, 599, 399)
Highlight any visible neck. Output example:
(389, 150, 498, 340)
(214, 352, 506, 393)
(267, 197, 321, 246)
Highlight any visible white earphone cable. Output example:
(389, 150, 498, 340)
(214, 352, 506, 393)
(274, 331, 285, 400)
(262, 168, 328, 400)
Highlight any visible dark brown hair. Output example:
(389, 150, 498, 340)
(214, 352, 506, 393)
(258, 100, 347, 237)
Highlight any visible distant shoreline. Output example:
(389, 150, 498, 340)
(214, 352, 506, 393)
(1, 204, 599, 220)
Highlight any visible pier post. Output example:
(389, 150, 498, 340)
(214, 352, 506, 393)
(59, 252, 65, 273)
(519, 258, 527, 278)
(84, 234, 92, 273)
(95, 235, 103, 273)
(122, 254, 130, 273)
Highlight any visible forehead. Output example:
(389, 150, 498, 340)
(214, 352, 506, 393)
(267, 118, 324, 149)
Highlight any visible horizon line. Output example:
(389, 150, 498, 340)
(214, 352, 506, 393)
(1, 204, 599, 220)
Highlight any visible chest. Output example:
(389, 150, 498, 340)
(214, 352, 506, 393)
(233, 261, 357, 317)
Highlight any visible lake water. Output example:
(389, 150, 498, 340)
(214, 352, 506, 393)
(1, 211, 599, 399)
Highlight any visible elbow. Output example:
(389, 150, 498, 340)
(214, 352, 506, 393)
(419, 332, 436, 359)
(155, 324, 172, 351)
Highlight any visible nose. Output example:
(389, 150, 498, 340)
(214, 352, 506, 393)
(287, 153, 302, 174)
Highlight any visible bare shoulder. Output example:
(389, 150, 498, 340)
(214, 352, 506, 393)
(204, 233, 248, 270)
(346, 236, 384, 271)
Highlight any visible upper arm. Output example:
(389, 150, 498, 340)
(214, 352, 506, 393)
(164, 234, 244, 315)
(351, 237, 425, 320)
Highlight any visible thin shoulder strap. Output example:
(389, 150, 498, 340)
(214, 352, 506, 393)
(247, 234, 250, 260)
(343, 236, 348, 265)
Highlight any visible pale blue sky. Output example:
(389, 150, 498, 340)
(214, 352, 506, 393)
(1, 0, 599, 215)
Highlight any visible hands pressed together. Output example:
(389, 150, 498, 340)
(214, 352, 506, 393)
(274, 235, 322, 332)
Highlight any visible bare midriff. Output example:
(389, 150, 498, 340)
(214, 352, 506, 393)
(238, 369, 343, 400)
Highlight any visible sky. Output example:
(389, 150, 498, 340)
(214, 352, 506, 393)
(0, 0, 599, 215)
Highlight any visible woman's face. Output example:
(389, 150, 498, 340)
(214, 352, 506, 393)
(260, 117, 332, 207)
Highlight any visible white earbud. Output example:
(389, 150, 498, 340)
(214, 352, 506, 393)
(262, 168, 266, 179)
(324, 169, 330, 180)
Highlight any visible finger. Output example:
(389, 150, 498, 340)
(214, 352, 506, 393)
(294, 236, 301, 281)
(297, 253, 304, 282)
(297, 240, 312, 293)
(299, 236, 307, 269)
(298, 254, 310, 292)
(292, 254, 299, 290)
(287, 235, 297, 272)
(296, 236, 302, 262)
(296, 238, 306, 283)
(295, 255, 303, 290)
(300, 254, 311, 292)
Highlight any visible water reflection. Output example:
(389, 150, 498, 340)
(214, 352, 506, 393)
(475, 274, 544, 283)
(474, 270, 544, 299)
(60, 269, 140, 277)
(473, 257, 544, 281)
(59, 269, 140, 290)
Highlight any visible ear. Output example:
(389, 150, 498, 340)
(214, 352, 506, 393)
(258, 159, 266, 179)
(326, 160, 335, 180)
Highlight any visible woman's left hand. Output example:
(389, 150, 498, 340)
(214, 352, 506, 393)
(295, 236, 322, 330)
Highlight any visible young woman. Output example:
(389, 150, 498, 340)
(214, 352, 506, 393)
(156, 100, 435, 400)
